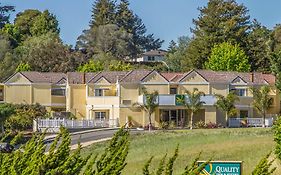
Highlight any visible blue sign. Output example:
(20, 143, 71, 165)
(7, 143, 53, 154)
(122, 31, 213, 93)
(198, 161, 242, 175)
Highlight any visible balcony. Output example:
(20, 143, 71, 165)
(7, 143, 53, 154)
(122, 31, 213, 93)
(138, 94, 216, 106)
(87, 96, 119, 106)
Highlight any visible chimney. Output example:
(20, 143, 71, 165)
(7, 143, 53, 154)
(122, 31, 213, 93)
(82, 72, 86, 84)
(251, 73, 254, 82)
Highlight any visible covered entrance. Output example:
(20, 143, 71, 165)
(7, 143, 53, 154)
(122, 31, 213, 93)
(160, 109, 187, 126)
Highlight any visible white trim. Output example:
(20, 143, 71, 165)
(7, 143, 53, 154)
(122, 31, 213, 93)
(231, 76, 247, 85)
(41, 103, 66, 107)
(86, 104, 120, 108)
(141, 82, 169, 85)
(178, 82, 209, 85)
(141, 70, 168, 83)
(87, 96, 118, 98)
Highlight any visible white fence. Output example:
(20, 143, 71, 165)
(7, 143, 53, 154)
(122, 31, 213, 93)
(34, 118, 118, 132)
(228, 118, 274, 127)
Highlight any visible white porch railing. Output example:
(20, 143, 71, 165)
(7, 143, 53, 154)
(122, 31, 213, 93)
(34, 118, 118, 132)
(228, 118, 274, 127)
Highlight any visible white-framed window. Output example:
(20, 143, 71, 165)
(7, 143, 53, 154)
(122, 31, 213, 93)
(148, 56, 155, 61)
(232, 88, 247, 96)
(94, 89, 104, 96)
(0, 89, 3, 101)
(95, 112, 106, 120)
(51, 88, 66, 96)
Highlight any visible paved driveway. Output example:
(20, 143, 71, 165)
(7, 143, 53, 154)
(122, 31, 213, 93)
(45, 128, 143, 149)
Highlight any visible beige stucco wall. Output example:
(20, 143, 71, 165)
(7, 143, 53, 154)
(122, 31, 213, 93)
(119, 107, 144, 127)
(5, 85, 32, 104)
(210, 84, 228, 96)
(179, 84, 209, 94)
(205, 106, 217, 124)
(142, 84, 169, 94)
(33, 84, 51, 105)
(120, 84, 139, 104)
(68, 85, 86, 119)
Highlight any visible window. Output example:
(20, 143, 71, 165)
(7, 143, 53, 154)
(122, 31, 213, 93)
(51, 88, 65, 96)
(95, 89, 103, 96)
(148, 56, 155, 61)
(232, 89, 247, 96)
(170, 88, 177, 94)
(122, 100, 131, 105)
(240, 110, 248, 118)
(0, 89, 3, 101)
(95, 112, 106, 120)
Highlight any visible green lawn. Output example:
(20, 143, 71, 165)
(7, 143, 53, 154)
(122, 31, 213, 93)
(81, 128, 280, 175)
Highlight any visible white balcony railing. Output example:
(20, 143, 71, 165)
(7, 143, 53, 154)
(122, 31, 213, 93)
(228, 118, 274, 127)
(138, 94, 216, 106)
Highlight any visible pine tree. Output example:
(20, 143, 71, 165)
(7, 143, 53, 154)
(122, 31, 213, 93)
(90, 0, 116, 27)
(186, 0, 251, 69)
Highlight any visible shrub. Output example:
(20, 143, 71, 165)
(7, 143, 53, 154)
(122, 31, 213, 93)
(0, 127, 129, 174)
(169, 121, 176, 129)
(158, 121, 169, 130)
(252, 152, 276, 175)
(273, 116, 281, 160)
(194, 120, 206, 129)
(10, 132, 24, 146)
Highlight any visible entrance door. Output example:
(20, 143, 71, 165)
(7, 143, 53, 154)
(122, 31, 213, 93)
(240, 110, 248, 118)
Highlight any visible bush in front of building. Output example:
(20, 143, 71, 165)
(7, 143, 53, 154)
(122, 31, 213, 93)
(273, 116, 281, 161)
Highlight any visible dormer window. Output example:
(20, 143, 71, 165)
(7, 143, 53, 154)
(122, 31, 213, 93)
(95, 89, 104, 96)
(232, 88, 247, 96)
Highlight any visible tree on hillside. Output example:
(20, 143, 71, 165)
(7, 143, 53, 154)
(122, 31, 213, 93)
(205, 42, 250, 72)
(186, 0, 251, 69)
(13, 9, 59, 41)
(165, 36, 190, 72)
(0, 4, 14, 29)
(16, 62, 32, 72)
(133, 88, 159, 132)
(250, 86, 273, 128)
(270, 50, 281, 91)
(30, 10, 59, 36)
(215, 92, 239, 127)
(77, 0, 163, 59)
(90, 0, 116, 27)
(77, 60, 104, 72)
(271, 24, 281, 52)
(14, 9, 41, 38)
(247, 20, 271, 72)
(16, 32, 79, 72)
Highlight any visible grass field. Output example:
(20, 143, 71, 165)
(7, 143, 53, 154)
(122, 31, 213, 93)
(81, 128, 280, 175)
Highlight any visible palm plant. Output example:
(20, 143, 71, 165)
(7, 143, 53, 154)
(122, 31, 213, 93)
(133, 88, 159, 131)
(215, 91, 239, 127)
(250, 86, 273, 127)
(180, 88, 205, 130)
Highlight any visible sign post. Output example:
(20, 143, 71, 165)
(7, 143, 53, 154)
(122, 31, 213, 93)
(197, 161, 242, 175)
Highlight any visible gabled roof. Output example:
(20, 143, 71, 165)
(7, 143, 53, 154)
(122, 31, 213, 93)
(67, 72, 97, 84)
(120, 70, 152, 83)
(88, 71, 128, 84)
(5, 72, 66, 84)
(141, 70, 169, 82)
(143, 50, 167, 56)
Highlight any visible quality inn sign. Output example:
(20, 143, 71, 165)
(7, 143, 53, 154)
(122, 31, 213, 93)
(198, 161, 242, 175)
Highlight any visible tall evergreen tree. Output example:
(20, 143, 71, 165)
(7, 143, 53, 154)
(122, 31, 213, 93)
(247, 20, 271, 72)
(186, 0, 251, 69)
(90, 0, 116, 27)
(77, 0, 163, 59)
(271, 24, 281, 52)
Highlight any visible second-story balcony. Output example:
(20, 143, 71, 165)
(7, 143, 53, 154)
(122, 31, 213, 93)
(138, 94, 217, 106)
(87, 96, 119, 106)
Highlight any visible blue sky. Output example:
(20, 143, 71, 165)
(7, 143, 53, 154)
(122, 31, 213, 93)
(2, 0, 281, 49)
